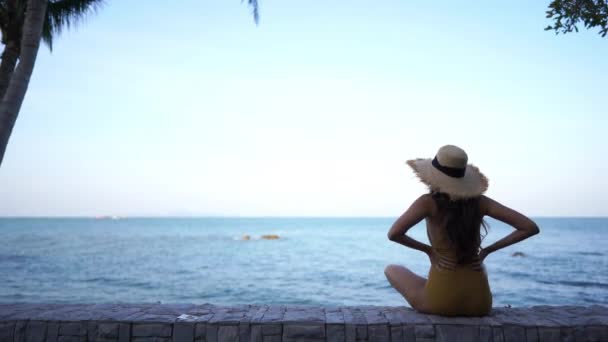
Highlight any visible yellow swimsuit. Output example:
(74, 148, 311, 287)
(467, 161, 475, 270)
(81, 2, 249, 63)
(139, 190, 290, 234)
(424, 229, 492, 316)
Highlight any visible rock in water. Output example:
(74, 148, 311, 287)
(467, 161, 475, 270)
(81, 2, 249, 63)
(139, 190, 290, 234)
(261, 234, 280, 240)
(242, 235, 251, 240)
(512, 252, 526, 257)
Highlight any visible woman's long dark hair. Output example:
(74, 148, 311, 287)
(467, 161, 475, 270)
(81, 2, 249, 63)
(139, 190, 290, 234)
(431, 191, 488, 263)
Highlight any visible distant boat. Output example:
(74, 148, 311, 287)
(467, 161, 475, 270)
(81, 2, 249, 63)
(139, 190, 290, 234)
(95, 215, 121, 220)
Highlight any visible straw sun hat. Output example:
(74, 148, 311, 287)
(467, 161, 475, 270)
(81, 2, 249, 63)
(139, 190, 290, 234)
(407, 145, 488, 200)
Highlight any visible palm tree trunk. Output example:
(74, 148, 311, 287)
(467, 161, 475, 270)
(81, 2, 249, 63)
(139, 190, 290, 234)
(0, 41, 20, 99)
(0, 0, 47, 167)
(0, 0, 22, 99)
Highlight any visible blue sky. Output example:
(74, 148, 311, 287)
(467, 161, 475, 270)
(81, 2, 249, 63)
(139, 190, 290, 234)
(1, 0, 607, 217)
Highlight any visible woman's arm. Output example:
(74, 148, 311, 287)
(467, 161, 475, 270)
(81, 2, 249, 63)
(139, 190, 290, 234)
(387, 194, 433, 255)
(479, 196, 540, 260)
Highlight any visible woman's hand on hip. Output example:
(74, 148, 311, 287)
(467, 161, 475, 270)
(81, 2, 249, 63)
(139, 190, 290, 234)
(472, 248, 488, 272)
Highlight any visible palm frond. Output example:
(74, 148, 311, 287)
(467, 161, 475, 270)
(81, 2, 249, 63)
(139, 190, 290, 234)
(43, 0, 104, 51)
(245, 0, 259, 25)
(41, 9, 52, 50)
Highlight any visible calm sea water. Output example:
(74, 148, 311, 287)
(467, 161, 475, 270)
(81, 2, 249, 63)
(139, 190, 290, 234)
(0, 217, 606, 307)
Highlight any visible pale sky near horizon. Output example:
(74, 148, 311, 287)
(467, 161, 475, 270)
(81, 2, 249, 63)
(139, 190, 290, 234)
(1, 0, 607, 217)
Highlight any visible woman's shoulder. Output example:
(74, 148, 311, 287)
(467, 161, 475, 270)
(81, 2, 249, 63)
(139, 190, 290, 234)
(415, 193, 435, 207)
(478, 195, 500, 215)
(416, 193, 438, 216)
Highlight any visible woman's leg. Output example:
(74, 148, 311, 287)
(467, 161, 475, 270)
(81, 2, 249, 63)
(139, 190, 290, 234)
(384, 264, 430, 312)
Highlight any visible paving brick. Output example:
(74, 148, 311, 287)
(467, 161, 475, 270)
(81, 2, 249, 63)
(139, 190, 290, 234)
(98, 323, 120, 339)
(194, 324, 205, 339)
(344, 323, 356, 342)
(402, 325, 416, 341)
(435, 325, 479, 342)
(362, 308, 389, 325)
(427, 314, 486, 326)
(47, 323, 59, 342)
(390, 326, 402, 342)
(238, 323, 250, 342)
(283, 307, 324, 323)
(585, 325, 608, 342)
(479, 326, 492, 342)
(558, 327, 575, 342)
(492, 327, 504, 342)
(59, 323, 86, 337)
(205, 324, 217, 342)
(564, 326, 587, 342)
(526, 327, 539, 342)
(325, 308, 345, 325)
(368, 324, 389, 342)
(250, 325, 263, 342)
(173, 323, 194, 342)
(260, 306, 285, 323)
(537, 327, 561, 342)
(56, 337, 85, 342)
(132, 324, 172, 337)
(342, 308, 366, 325)
(401, 310, 432, 325)
(260, 324, 281, 336)
(261, 335, 281, 342)
(131, 338, 171, 342)
(327, 324, 345, 342)
(86, 322, 98, 342)
(382, 307, 405, 327)
(538, 327, 561, 342)
(250, 306, 269, 324)
(493, 308, 556, 328)
(216, 325, 238, 342)
(118, 323, 130, 342)
(208, 309, 247, 325)
(356, 325, 367, 340)
(414, 325, 434, 338)
(25, 321, 46, 342)
(283, 324, 325, 339)
(503, 326, 525, 342)
(0, 322, 14, 342)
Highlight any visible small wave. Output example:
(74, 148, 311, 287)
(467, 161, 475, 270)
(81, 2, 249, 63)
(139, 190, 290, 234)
(576, 252, 604, 256)
(82, 277, 156, 289)
(0, 293, 26, 300)
(499, 270, 532, 279)
(82, 276, 114, 283)
(0, 254, 35, 262)
(536, 279, 608, 289)
(128, 281, 156, 290)
(361, 282, 378, 288)
(175, 269, 194, 275)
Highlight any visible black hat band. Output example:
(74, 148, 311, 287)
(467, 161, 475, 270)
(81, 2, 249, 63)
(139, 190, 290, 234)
(432, 156, 466, 178)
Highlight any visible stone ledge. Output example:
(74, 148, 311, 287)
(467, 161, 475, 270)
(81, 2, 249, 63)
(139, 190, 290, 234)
(0, 304, 606, 341)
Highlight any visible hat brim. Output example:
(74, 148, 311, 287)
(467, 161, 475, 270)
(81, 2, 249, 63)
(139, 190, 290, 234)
(406, 158, 488, 199)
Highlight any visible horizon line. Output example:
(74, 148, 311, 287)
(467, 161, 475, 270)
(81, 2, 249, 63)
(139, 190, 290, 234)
(1, 215, 607, 219)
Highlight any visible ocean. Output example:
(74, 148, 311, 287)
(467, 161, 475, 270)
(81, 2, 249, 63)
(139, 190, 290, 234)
(0, 217, 606, 307)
